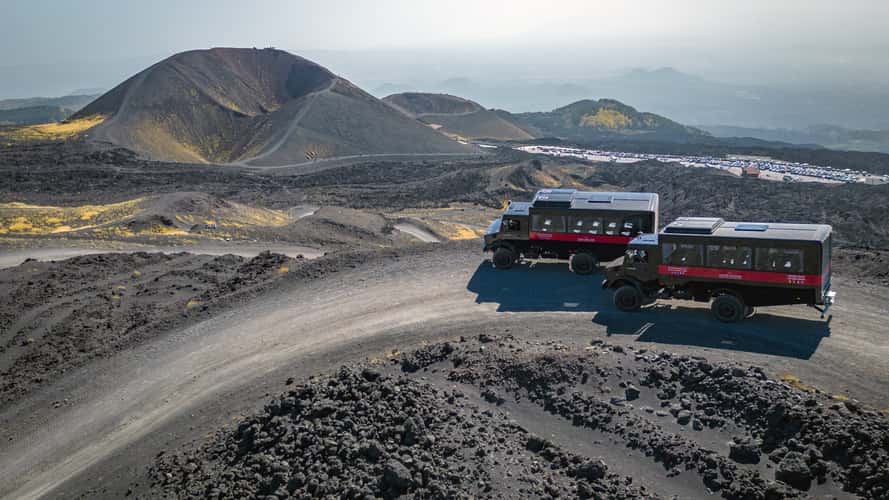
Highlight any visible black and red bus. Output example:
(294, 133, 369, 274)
(604, 217, 835, 321)
(483, 188, 659, 273)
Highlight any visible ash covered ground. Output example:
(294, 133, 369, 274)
(149, 336, 889, 499)
(3, 140, 889, 500)
(0, 251, 301, 405)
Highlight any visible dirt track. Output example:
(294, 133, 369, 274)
(0, 243, 888, 499)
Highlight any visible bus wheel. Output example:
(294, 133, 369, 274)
(614, 285, 643, 312)
(492, 247, 516, 269)
(570, 253, 597, 275)
(711, 295, 745, 323)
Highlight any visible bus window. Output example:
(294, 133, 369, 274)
(621, 216, 644, 236)
(626, 248, 648, 263)
(531, 215, 565, 233)
(640, 215, 653, 234)
(706, 245, 752, 269)
(568, 216, 603, 234)
(604, 220, 619, 235)
(501, 218, 521, 232)
(663, 243, 703, 266)
(755, 248, 805, 273)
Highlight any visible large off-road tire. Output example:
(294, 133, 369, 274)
(614, 285, 643, 312)
(711, 294, 745, 323)
(492, 247, 517, 269)
(570, 253, 598, 275)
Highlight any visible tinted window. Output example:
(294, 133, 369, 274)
(662, 243, 704, 266)
(755, 248, 805, 273)
(706, 245, 753, 270)
(502, 218, 521, 232)
(621, 216, 646, 237)
(531, 215, 565, 233)
(604, 219, 620, 236)
(567, 215, 603, 234)
(625, 248, 648, 263)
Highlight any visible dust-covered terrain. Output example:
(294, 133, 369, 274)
(3, 134, 889, 499)
(150, 337, 889, 499)
(3, 141, 889, 257)
(2, 244, 888, 500)
(0, 251, 302, 405)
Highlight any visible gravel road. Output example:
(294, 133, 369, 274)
(0, 243, 886, 499)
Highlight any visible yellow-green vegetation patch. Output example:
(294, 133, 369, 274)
(0, 115, 107, 142)
(580, 108, 633, 129)
(440, 223, 484, 241)
(780, 374, 818, 393)
(140, 225, 189, 236)
(0, 198, 146, 235)
(221, 202, 290, 227)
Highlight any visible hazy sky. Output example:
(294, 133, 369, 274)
(2, 0, 888, 98)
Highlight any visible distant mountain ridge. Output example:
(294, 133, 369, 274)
(382, 92, 707, 144)
(0, 94, 99, 111)
(382, 92, 535, 141)
(370, 66, 889, 132)
(0, 94, 100, 125)
(702, 124, 889, 154)
(514, 98, 710, 143)
(72, 48, 473, 164)
(383, 93, 484, 117)
(0, 105, 72, 125)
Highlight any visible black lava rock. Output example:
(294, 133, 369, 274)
(775, 451, 812, 490)
(382, 459, 413, 492)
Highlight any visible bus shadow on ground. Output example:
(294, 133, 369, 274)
(466, 260, 611, 313)
(466, 260, 831, 360)
(592, 305, 831, 360)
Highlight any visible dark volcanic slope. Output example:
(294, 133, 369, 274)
(515, 98, 711, 143)
(384, 92, 537, 141)
(383, 92, 485, 116)
(74, 48, 473, 164)
(150, 337, 889, 499)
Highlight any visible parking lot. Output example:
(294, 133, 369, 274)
(516, 145, 889, 184)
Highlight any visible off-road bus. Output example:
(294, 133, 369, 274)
(603, 217, 835, 322)
(483, 188, 659, 274)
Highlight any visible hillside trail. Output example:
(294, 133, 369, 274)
(236, 152, 483, 174)
(232, 78, 339, 167)
(0, 248, 887, 499)
(393, 222, 440, 242)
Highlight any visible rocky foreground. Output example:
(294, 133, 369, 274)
(149, 336, 889, 499)
(0, 251, 300, 405)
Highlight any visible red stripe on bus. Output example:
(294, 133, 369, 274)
(529, 232, 633, 244)
(657, 265, 821, 286)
